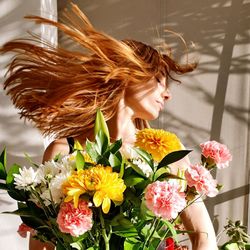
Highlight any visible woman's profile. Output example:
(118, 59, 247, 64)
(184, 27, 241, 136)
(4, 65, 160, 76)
(1, 3, 218, 250)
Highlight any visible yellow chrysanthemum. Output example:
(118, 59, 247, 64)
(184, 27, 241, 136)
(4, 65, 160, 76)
(63, 165, 126, 213)
(135, 128, 182, 162)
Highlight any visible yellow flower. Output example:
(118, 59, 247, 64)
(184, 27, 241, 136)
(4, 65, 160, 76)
(63, 165, 126, 213)
(135, 128, 182, 162)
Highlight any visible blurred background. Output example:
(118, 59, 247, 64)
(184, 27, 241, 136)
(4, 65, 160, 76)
(0, 0, 249, 249)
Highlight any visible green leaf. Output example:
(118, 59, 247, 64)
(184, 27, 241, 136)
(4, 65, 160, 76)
(94, 109, 110, 145)
(153, 167, 170, 181)
(24, 153, 40, 168)
(124, 188, 141, 207)
(6, 163, 20, 185)
(119, 158, 125, 178)
(157, 150, 192, 169)
(132, 147, 154, 169)
(0, 148, 7, 179)
(109, 139, 122, 154)
(127, 161, 146, 178)
(109, 153, 121, 168)
(124, 237, 142, 250)
(76, 151, 85, 170)
(96, 130, 108, 154)
(124, 174, 145, 187)
(0, 183, 9, 190)
(113, 224, 138, 238)
(70, 242, 83, 250)
(162, 220, 178, 241)
(86, 139, 99, 161)
(56, 242, 66, 250)
(224, 243, 240, 250)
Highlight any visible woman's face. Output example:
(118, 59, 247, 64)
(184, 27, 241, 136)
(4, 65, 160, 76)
(124, 75, 171, 120)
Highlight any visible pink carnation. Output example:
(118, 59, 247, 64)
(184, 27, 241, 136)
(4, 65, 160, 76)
(145, 181, 186, 220)
(17, 223, 36, 238)
(57, 200, 93, 237)
(185, 164, 218, 197)
(200, 140, 232, 169)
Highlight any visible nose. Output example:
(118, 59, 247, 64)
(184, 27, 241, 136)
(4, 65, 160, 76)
(162, 88, 172, 101)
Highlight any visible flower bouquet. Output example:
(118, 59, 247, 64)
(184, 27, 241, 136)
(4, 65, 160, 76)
(0, 110, 232, 250)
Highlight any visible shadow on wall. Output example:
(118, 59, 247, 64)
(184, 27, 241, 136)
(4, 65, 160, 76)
(0, 0, 44, 167)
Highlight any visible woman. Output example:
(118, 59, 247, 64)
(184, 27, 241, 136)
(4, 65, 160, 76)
(1, 3, 218, 250)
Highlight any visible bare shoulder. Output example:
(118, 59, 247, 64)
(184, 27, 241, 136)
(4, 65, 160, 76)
(43, 138, 69, 162)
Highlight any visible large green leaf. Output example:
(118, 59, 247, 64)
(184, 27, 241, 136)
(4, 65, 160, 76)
(0, 148, 7, 179)
(157, 150, 192, 169)
(94, 109, 110, 145)
(76, 151, 85, 170)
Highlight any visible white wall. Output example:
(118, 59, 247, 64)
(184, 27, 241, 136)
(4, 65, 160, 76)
(0, 1, 57, 249)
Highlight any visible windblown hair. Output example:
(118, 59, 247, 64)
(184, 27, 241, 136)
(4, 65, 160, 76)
(1, 3, 196, 138)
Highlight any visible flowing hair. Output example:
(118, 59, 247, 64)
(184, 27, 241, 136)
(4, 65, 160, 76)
(1, 3, 196, 138)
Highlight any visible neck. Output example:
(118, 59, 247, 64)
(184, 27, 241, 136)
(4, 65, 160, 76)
(106, 99, 137, 145)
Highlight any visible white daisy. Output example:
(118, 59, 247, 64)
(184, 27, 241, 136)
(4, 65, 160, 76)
(14, 167, 40, 190)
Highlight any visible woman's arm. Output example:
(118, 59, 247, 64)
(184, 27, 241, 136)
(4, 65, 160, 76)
(180, 200, 218, 250)
(29, 139, 69, 250)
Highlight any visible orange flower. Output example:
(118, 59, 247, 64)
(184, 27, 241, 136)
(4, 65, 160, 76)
(135, 128, 182, 162)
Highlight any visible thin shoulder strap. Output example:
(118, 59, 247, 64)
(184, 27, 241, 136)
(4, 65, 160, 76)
(66, 137, 74, 154)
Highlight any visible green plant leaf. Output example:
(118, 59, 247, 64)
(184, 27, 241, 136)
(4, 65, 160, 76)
(76, 151, 85, 170)
(109, 139, 122, 154)
(124, 174, 145, 187)
(157, 150, 192, 169)
(127, 161, 146, 178)
(124, 237, 142, 250)
(0, 183, 9, 190)
(162, 220, 178, 241)
(24, 153, 40, 168)
(94, 109, 110, 145)
(96, 130, 109, 154)
(0, 148, 7, 179)
(86, 139, 99, 162)
(109, 153, 121, 168)
(70, 242, 83, 250)
(132, 147, 154, 169)
(153, 167, 170, 181)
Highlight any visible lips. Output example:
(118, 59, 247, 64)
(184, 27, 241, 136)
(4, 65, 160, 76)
(156, 101, 164, 110)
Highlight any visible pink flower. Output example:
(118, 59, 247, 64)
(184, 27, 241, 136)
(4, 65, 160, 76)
(57, 200, 93, 237)
(17, 223, 36, 238)
(200, 141, 232, 169)
(145, 181, 186, 220)
(185, 164, 218, 197)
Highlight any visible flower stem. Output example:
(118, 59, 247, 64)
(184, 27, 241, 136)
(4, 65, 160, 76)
(98, 208, 110, 250)
(143, 217, 159, 250)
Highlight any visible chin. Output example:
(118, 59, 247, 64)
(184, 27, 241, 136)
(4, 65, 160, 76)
(141, 111, 160, 121)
